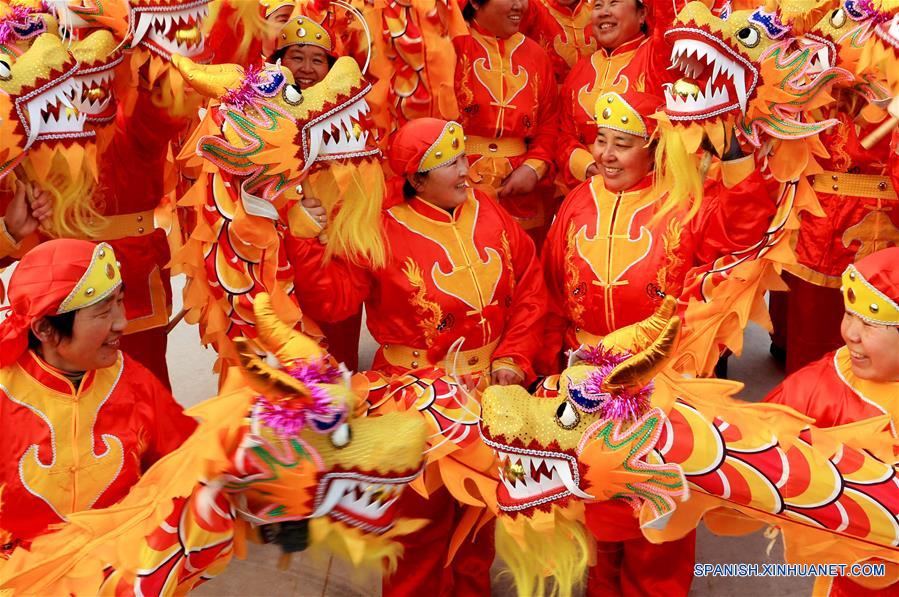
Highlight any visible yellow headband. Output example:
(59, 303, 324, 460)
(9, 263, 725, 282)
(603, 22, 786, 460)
(58, 243, 122, 314)
(594, 92, 648, 139)
(842, 264, 899, 326)
(276, 16, 332, 54)
(418, 121, 466, 172)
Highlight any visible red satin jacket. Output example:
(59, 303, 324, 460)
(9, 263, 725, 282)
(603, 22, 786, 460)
(0, 351, 196, 554)
(520, 0, 596, 83)
(287, 190, 548, 380)
(789, 103, 899, 288)
(453, 24, 560, 232)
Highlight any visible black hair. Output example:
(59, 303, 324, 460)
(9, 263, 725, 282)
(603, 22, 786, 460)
(637, 0, 648, 34)
(269, 46, 338, 69)
(27, 310, 77, 350)
(462, 0, 484, 21)
(403, 177, 420, 199)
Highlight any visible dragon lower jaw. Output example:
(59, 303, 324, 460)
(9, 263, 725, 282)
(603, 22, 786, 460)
(875, 15, 899, 51)
(489, 445, 592, 513)
(311, 470, 420, 534)
(23, 74, 94, 148)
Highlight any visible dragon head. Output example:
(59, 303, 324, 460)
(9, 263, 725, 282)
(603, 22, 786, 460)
(480, 297, 688, 597)
(226, 293, 426, 547)
(663, 1, 853, 149)
(70, 29, 124, 130)
(175, 54, 379, 196)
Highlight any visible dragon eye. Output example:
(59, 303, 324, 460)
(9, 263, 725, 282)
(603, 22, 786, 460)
(736, 25, 761, 48)
(555, 401, 580, 430)
(330, 422, 351, 448)
(282, 83, 303, 106)
(0, 59, 10, 81)
(830, 8, 846, 27)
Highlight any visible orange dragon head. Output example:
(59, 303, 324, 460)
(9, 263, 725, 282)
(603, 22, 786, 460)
(663, 1, 854, 149)
(0, 293, 428, 594)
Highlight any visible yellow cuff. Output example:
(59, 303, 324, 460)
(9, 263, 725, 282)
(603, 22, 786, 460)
(0, 218, 33, 260)
(523, 159, 548, 180)
(720, 154, 755, 188)
(569, 148, 595, 182)
(491, 357, 525, 381)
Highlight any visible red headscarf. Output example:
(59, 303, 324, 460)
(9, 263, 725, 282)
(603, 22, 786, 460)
(386, 118, 464, 176)
(0, 239, 122, 368)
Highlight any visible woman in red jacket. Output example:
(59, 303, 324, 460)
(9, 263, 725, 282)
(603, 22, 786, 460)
(541, 89, 775, 596)
(765, 246, 899, 596)
(452, 0, 560, 246)
(287, 117, 547, 594)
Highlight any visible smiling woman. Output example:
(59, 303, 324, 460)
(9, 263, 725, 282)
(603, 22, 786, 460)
(452, 0, 560, 247)
(555, 0, 676, 189)
(0, 239, 196, 561)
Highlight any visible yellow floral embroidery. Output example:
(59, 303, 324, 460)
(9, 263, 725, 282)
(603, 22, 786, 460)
(565, 222, 586, 329)
(657, 218, 684, 293)
(402, 257, 443, 346)
(500, 230, 515, 298)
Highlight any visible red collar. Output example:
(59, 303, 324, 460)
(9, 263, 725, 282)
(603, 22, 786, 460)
(597, 33, 647, 57)
(404, 192, 475, 224)
(18, 351, 97, 396)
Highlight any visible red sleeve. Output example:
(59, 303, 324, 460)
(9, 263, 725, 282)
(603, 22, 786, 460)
(490, 198, 549, 381)
(557, 63, 593, 188)
(522, 49, 561, 174)
(890, 128, 899, 194)
(535, 193, 577, 375)
(284, 235, 373, 323)
(131, 359, 197, 469)
(690, 155, 778, 264)
(641, 0, 677, 95)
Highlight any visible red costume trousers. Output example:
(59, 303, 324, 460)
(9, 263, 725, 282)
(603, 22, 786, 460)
(770, 273, 845, 374)
(382, 486, 495, 597)
(119, 327, 171, 390)
(585, 501, 695, 596)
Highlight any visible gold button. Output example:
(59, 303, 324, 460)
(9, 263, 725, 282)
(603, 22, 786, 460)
(620, 115, 629, 123)
(137, 215, 144, 222)
(832, 185, 839, 191)
(315, 33, 322, 39)
(847, 287, 856, 303)
(98, 248, 106, 258)
(138, 226, 145, 233)
(298, 27, 306, 36)
(435, 151, 443, 158)
(831, 174, 838, 181)
(601, 107, 612, 119)
(411, 361, 418, 368)
(384, 344, 390, 349)
(468, 356, 479, 366)
(488, 143, 498, 152)
(870, 303, 880, 313)
(412, 350, 420, 357)
(85, 287, 95, 296)
(878, 181, 887, 191)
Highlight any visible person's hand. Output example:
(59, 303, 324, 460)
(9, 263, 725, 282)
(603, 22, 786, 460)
(302, 196, 328, 243)
(5, 180, 52, 242)
(585, 163, 600, 179)
(491, 368, 524, 386)
(498, 165, 539, 197)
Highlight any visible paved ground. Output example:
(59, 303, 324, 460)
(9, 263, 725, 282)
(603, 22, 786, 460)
(0, 269, 812, 596)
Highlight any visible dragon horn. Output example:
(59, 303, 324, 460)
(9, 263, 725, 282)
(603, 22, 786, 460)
(601, 302, 681, 394)
(253, 293, 326, 364)
(601, 295, 678, 354)
(171, 53, 244, 100)
(235, 337, 313, 401)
